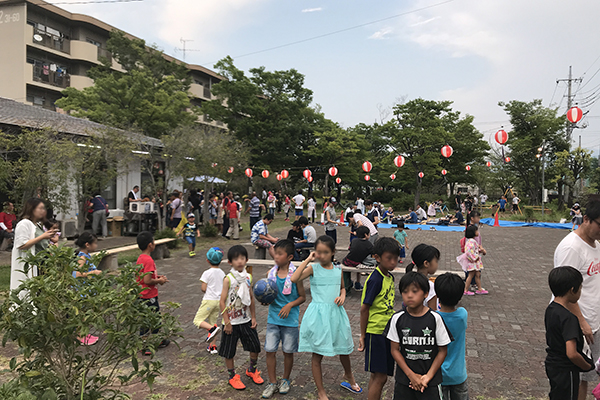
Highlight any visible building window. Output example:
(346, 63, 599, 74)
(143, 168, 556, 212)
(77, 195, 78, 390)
(86, 38, 101, 47)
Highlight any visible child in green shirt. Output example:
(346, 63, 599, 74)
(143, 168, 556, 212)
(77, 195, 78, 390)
(393, 222, 408, 264)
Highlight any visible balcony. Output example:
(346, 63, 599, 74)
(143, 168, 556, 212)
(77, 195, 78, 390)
(32, 64, 70, 89)
(204, 86, 211, 99)
(97, 46, 112, 63)
(190, 83, 212, 100)
(32, 29, 70, 54)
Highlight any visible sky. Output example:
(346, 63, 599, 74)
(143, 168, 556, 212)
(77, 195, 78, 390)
(60, 0, 600, 154)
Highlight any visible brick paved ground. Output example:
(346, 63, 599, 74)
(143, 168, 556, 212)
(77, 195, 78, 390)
(0, 219, 586, 399)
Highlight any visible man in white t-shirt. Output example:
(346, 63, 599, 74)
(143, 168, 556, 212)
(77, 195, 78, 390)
(292, 190, 305, 221)
(347, 211, 378, 243)
(415, 204, 427, 221)
(356, 197, 365, 214)
(554, 200, 600, 398)
(480, 193, 488, 205)
(511, 195, 520, 214)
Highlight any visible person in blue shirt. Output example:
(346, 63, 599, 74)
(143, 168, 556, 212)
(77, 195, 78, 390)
(498, 196, 507, 213)
(262, 240, 306, 398)
(435, 273, 469, 400)
(401, 208, 419, 224)
(74, 232, 102, 346)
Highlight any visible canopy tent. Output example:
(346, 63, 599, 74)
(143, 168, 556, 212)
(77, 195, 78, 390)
(187, 176, 227, 184)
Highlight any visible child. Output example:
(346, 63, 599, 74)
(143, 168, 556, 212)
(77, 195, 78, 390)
(44, 219, 61, 246)
(545, 266, 594, 400)
(393, 222, 408, 264)
(218, 245, 263, 390)
(262, 240, 307, 398)
(435, 273, 469, 400)
(342, 226, 374, 291)
(358, 237, 400, 400)
(457, 225, 488, 296)
(405, 244, 440, 310)
(74, 232, 103, 345)
(387, 272, 453, 400)
(571, 204, 583, 231)
(136, 231, 170, 356)
(177, 213, 200, 257)
(465, 210, 486, 292)
(284, 194, 291, 222)
(193, 247, 226, 354)
(292, 235, 362, 399)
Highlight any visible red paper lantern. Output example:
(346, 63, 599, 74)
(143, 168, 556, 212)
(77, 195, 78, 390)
(441, 169, 447, 175)
(465, 165, 471, 171)
(394, 155, 405, 168)
(329, 167, 338, 177)
(335, 177, 342, 184)
(228, 167, 234, 173)
(418, 172, 424, 178)
(567, 106, 583, 123)
(390, 173, 396, 180)
(441, 145, 453, 158)
(364, 175, 371, 181)
(211, 162, 218, 168)
(308, 176, 313, 183)
(362, 161, 372, 173)
(486, 161, 491, 167)
(505, 157, 511, 163)
(281, 169, 289, 179)
(261, 170, 270, 178)
(495, 129, 508, 145)
(276, 174, 282, 181)
(245, 168, 253, 178)
(303, 169, 311, 179)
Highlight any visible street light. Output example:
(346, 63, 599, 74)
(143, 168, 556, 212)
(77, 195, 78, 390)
(538, 144, 546, 216)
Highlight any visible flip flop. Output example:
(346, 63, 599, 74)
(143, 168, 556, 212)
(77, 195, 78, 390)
(340, 381, 362, 394)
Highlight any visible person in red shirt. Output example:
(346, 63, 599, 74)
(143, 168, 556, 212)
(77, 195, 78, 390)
(225, 194, 240, 240)
(136, 231, 170, 355)
(0, 202, 17, 251)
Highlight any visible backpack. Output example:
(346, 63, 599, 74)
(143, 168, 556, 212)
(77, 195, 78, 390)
(460, 237, 467, 253)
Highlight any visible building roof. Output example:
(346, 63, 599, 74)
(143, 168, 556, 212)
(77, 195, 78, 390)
(0, 97, 162, 146)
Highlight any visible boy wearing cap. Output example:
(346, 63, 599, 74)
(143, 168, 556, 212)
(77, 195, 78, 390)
(193, 247, 226, 354)
(177, 213, 200, 257)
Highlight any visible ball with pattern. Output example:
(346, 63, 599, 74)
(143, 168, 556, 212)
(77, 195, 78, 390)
(253, 278, 278, 305)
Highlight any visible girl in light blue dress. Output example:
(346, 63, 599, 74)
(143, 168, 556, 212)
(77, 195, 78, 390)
(291, 235, 361, 399)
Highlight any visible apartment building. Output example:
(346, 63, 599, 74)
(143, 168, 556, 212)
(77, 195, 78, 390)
(0, 0, 224, 127)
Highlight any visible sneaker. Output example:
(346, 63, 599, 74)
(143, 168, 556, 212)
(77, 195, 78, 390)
(206, 344, 218, 354)
(262, 383, 278, 398)
(189, 251, 196, 257)
(279, 379, 291, 394)
(475, 289, 489, 295)
(158, 339, 170, 348)
(229, 374, 246, 390)
(78, 334, 99, 346)
(142, 348, 152, 356)
(464, 291, 475, 296)
(246, 368, 264, 385)
(399, 260, 403, 264)
(206, 325, 220, 343)
(354, 282, 363, 291)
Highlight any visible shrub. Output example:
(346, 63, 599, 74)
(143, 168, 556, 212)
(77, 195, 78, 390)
(201, 223, 219, 237)
(154, 228, 178, 249)
(0, 245, 182, 399)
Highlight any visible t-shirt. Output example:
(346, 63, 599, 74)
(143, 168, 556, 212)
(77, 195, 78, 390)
(128, 190, 139, 201)
(426, 280, 437, 308)
(249, 196, 261, 218)
(387, 309, 453, 387)
(394, 230, 407, 247)
(439, 307, 468, 385)
(343, 238, 373, 265)
(0, 212, 16, 231)
(455, 194, 461, 205)
(293, 194, 305, 209)
(307, 198, 316, 210)
(480, 194, 488, 204)
(512, 197, 520, 205)
(454, 212, 464, 224)
(361, 267, 395, 335)
(415, 207, 427, 220)
(182, 222, 198, 237)
(427, 204, 436, 216)
(228, 200, 239, 218)
(353, 213, 377, 236)
(545, 302, 593, 371)
(225, 273, 252, 325)
(171, 198, 183, 218)
(91, 196, 107, 212)
(287, 228, 303, 242)
(73, 251, 98, 278)
(367, 208, 380, 223)
(498, 199, 507, 208)
(406, 211, 418, 223)
(200, 267, 226, 301)
(268, 273, 300, 327)
(303, 225, 317, 243)
(136, 254, 158, 299)
(324, 206, 337, 231)
(356, 199, 365, 213)
(251, 220, 267, 243)
(554, 232, 600, 331)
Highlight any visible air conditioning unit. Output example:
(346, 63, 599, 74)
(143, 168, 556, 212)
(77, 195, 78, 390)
(63, 221, 77, 238)
(129, 201, 157, 214)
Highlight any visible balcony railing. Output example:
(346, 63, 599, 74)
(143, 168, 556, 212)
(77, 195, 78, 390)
(97, 46, 112, 63)
(33, 65, 70, 89)
(203, 86, 211, 99)
(32, 29, 70, 54)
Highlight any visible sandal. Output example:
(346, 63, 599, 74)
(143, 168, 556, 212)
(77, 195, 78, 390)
(340, 381, 362, 394)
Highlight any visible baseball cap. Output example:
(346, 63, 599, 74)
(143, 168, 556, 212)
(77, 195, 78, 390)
(206, 247, 224, 265)
(187, 213, 195, 218)
(329, 197, 337, 204)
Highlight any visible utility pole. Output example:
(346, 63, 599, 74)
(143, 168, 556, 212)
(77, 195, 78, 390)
(557, 66, 582, 148)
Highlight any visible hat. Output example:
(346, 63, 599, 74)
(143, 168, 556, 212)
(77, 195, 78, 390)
(206, 247, 224, 265)
(292, 220, 302, 227)
(329, 197, 337, 204)
(187, 213, 195, 218)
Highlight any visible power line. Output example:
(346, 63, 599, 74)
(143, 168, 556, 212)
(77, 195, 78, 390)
(200, 0, 455, 66)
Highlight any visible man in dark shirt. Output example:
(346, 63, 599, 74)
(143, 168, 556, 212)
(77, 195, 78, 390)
(128, 186, 141, 203)
(454, 193, 462, 211)
(342, 226, 375, 291)
(287, 220, 304, 242)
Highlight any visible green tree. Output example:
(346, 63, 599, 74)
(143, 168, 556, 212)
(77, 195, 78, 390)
(552, 147, 592, 204)
(56, 31, 196, 138)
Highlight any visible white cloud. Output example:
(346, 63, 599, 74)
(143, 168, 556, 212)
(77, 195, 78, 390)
(369, 27, 393, 40)
(301, 7, 322, 13)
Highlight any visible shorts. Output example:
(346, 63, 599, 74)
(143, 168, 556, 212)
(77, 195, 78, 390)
(295, 209, 303, 216)
(581, 330, 600, 381)
(400, 247, 406, 258)
(264, 323, 299, 353)
(218, 321, 261, 359)
(546, 366, 579, 400)
(442, 380, 469, 400)
(193, 299, 220, 327)
(512, 204, 518, 211)
(394, 381, 443, 400)
(254, 239, 273, 249)
(185, 236, 196, 247)
(140, 296, 160, 336)
(572, 216, 583, 225)
(364, 333, 394, 376)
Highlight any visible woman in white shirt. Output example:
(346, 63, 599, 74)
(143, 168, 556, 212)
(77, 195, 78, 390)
(307, 196, 317, 223)
(11, 198, 57, 294)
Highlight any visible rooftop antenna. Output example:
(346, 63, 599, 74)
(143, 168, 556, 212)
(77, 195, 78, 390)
(178, 38, 193, 61)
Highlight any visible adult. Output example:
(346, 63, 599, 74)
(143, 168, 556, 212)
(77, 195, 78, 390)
(554, 200, 600, 399)
(221, 192, 232, 238)
(356, 197, 365, 214)
(128, 186, 141, 203)
(402, 208, 419, 224)
(169, 192, 183, 229)
(454, 192, 462, 211)
(480, 193, 488, 206)
(415, 204, 427, 221)
(10, 198, 58, 294)
(292, 190, 305, 221)
(276, 190, 283, 213)
(324, 197, 344, 243)
(189, 190, 202, 222)
(267, 191, 277, 217)
(464, 196, 473, 213)
(208, 194, 218, 225)
(90, 192, 109, 238)
(511, 195, 520, 214)
(365, 200, 380, 227)
(262, 189, 268, 208)
(251, 214, 278, 259)
(295, 216, 317, 260)
(215, 194, 224, 234)
(307, 196, 316, 223)
(427, 203, 437, 218)
(0, 202, 17, 250)
(347, 211, 378, 244)
(245, 192, 263, 230)
(225, 195, 240, 240)
(382, 207, 395, 223)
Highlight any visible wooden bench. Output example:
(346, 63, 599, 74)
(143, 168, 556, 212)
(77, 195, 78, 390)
(93, 238, 176, 271)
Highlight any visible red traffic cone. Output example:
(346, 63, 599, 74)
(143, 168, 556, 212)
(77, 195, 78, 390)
(340, 211, 344, 224)
(493, 211, 500, 227)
